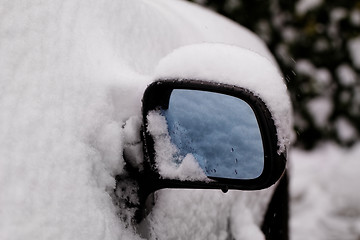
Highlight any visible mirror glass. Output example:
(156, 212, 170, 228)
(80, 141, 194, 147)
(162, 89, 264, 180)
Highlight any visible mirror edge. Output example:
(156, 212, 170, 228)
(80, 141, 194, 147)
(141, 79, 287, 192)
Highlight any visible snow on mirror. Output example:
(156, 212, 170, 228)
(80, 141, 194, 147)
(149, 89, 264, 180)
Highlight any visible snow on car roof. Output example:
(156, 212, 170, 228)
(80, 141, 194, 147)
(118, 0, 277, 74)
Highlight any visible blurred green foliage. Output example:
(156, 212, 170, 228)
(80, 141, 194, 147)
(188, 0, 360, 149)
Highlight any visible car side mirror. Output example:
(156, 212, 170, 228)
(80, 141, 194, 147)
(141, 79, 287, 193)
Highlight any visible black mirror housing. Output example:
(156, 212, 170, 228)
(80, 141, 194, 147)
(141, 79, 287, 192)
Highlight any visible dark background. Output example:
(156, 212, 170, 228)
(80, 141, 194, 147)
(188, 0, 360, 149)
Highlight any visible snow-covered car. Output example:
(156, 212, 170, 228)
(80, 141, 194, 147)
(0, 0, 292, 240)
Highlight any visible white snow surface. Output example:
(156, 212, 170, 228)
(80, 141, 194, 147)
(146, 188, 274, 240)
(291, 143, 360, 240)
(0, 0, 147, 239)
(0, 0, 290, 239)
(3, 0, 359, 239)
(155, 43, 293, 154)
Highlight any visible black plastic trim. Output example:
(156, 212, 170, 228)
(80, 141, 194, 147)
(261, 170, 289, 240)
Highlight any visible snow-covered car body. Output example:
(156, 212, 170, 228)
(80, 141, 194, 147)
(0, 0, 292, 240)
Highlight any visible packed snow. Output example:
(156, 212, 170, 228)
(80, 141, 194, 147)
(144, 188, 274, 240)
(155, 43, 293, 154)
(0, 0, 144, 238)
(290, 143, 360, 240)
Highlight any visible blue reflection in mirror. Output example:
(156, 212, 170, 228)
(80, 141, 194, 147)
(163, 89, 264, 180)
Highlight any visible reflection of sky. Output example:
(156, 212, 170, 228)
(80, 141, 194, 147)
(163, 89, 264, 180)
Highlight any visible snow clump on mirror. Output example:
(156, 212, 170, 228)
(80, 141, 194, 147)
(147, 111, 209, 181)
(155, 43, 293, 154)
